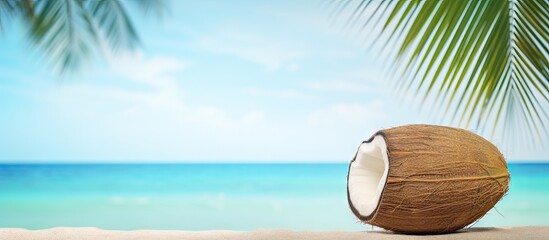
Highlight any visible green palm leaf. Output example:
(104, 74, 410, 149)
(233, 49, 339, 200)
(29, 0, 95, 71)
(337, 0, 549, 144)
(0, 0, 166, 74)
(0, 0, 16, 30)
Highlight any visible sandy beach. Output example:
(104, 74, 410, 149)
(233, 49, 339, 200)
(0, 227, 548, 240)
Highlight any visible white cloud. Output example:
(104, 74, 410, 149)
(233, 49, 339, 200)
(46, 50, 306, 141)
(109, 51, 190, 90)
(286, 63, 300, 72)
(187, 105, 234, 129)
(41, 53, 244, 131)
(305, 80, 386, 94)
(241, 111, 265, 125)
(196, 27, 305, 71)
(307, 101, 386, 127)
(243, 87, 308, 99)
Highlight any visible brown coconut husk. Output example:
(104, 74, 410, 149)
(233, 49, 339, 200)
(347, 124, 510, 234)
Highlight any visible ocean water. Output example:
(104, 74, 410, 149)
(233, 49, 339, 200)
(0, 163, 547, 230)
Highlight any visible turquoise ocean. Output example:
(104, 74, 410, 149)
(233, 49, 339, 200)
(0, 163, 548, 230)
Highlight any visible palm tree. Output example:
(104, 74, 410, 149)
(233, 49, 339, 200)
(334, 0, 548, 145)
(0, 0, 166, 73)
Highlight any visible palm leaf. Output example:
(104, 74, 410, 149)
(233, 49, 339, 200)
(85, 0, 139, 51)
(129, 0, 169, 18)
(28, 0, 95, 71)
(2, 0, 167, 74)
(0, 0, 18, 31)
(338, 0, 549, 145)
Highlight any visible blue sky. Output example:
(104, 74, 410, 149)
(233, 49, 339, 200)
(0, 0, 546, 162)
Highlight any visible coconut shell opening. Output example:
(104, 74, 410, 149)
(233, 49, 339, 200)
(348, 135, 389, 219)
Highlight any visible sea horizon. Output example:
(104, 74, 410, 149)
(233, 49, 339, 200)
(1, 162, 548, 230)
(1, 160, 548, 164)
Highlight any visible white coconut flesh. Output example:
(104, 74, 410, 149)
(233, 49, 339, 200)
(348, 135, 389, 218)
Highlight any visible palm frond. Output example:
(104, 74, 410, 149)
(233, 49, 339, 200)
(0, 0, 18, 31)
(29, 0, 95, 71)
(339, 0, 549, 144)
(129, 0, 169, 18)
(22, 0, 167, 74)
(85, 0, 139, 51)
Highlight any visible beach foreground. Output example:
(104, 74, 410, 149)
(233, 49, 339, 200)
(1, 227, 547, 240)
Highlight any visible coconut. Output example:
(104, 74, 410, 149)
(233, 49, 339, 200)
(347, 124, 509, 234)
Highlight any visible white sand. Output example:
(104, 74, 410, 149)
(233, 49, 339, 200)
(1, 227, 548, 240)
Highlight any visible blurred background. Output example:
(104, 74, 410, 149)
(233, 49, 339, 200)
(0, 0, 548, 230)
